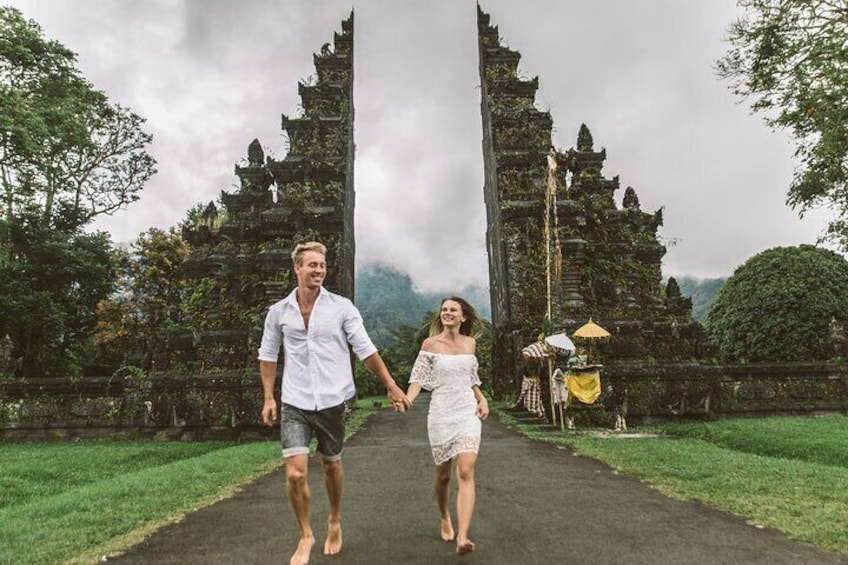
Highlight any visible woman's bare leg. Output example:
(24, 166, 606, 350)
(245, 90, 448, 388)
(434, 460, 455, 541)
(455, 452, 477, 554)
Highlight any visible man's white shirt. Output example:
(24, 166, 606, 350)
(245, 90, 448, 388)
(258, 287, 377, 411)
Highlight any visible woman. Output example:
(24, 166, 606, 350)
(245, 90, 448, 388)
(406, 296, 489, 555)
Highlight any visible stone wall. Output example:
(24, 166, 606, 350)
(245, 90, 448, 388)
(2, 362, 844, 440)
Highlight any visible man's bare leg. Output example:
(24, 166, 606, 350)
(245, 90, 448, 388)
(322, 458, 344, 556)
(286, 455, 315, 565)
(434, 461, 455, 541)
(455, 452, 477, 554)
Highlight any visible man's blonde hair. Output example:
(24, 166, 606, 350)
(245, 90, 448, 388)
(291, 241, 327, 266)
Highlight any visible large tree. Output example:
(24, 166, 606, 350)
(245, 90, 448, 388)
(0, 7, 155, 377)
(0, 6, 155, 244)
(716, 1, 848, 248)
(706, 244, 848, 363)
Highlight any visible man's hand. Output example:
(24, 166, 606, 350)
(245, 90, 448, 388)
(261, 398, 278, 426)
(387, 382, 411, 413)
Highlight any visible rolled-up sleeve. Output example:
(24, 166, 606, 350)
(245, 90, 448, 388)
(257, 306, 283, 362)
(343, 302, 378, 360)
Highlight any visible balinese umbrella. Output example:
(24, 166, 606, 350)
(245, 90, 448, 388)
(572, 318, 611, 338)
(572, 319, 610, 363)
(544, 333, 575, 355)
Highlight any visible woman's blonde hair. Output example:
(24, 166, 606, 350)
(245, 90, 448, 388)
(291, 241, 326, 266)
(429, 296, 482, 338)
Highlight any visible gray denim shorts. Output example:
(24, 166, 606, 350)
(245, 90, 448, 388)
(280, 402, 346, 461)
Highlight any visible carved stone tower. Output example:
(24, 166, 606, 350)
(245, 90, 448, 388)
(478, 7, 703, 395)
(179, 13, 356, 370)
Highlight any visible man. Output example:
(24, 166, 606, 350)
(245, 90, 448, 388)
(258, 241, 410, 565)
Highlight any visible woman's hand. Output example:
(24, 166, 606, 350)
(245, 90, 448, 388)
(476, 398, 489, 420)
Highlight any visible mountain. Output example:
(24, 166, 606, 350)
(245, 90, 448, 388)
(355, 263, 491, 348)
(675, 276, 727, 323)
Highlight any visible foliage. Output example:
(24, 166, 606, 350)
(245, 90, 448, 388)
(92, 228, 189, 371)
(716, 1, 848, 249)
(0, 221, 117, 377)
(706, 245, 848, 362)
(0, 7, 155, 378)
(676, 276, 727, 322)
(0, 6, 155, 235)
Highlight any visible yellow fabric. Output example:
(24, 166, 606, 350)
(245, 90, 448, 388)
(567, 371, 601, 404)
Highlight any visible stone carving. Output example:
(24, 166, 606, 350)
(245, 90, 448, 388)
(477, 6, 706, 396)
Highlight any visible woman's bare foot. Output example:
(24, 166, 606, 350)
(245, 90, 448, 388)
(291, 534, 315, 565)
(456, 538, 476, 555)
(440, 516, 455, 541)
(323, 521, 343, 556)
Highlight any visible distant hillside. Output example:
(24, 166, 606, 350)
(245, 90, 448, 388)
(676, 276, 727, 323)
(355, 263, 490, 348)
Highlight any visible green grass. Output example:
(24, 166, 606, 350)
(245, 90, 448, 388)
(496, 409, 848, 556)
(0, 398, 381, 565)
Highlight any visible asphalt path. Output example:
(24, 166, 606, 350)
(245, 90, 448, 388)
(109, 394, 845, 564)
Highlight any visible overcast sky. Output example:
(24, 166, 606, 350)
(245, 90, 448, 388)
(8, 0, 837, 292)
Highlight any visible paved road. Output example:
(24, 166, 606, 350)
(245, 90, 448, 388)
(110, 394, 845, 564)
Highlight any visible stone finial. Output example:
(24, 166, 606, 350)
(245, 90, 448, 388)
(577, 124, 594, 151)
(665, 277, 682, 300)
(623, 186, 641, 211)
(247, 139, 264, 166)
(650, 207, 664, 231)
(201, 201, 218, 226)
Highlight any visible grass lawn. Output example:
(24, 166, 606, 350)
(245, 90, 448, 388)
(496, 409, 848, 556)
(0, 398, 382, 565)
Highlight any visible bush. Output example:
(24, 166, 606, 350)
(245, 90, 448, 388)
(706, 245, 848, 362)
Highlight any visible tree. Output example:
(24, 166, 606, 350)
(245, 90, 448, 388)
(0, 217, 117, 377)
(706, 245, 848, 362)
(716, 1, 848, 249)
(93, 228, 189, 371)
(0, 7, 155, 377)
(0, 6, 155, 246)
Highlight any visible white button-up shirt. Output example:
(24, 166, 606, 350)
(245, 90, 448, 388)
(257, 287, 377, 411)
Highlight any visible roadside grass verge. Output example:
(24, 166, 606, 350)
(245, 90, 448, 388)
(495, 409, 848, 556)
(0, 397, 382, 565)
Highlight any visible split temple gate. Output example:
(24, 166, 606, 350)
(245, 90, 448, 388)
(2, 8, 845, 441)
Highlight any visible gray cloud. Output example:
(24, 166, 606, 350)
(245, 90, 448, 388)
(9, 0, 837, 292)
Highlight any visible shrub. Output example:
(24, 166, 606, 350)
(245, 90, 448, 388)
(706, 245, 848, 362)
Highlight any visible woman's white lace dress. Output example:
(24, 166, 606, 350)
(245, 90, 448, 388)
(410, 351, 482, 464)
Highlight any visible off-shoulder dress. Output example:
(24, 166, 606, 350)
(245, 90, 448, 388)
(409, 351, 482, 464)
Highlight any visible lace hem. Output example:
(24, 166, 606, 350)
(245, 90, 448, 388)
(431, 435, 480, 464)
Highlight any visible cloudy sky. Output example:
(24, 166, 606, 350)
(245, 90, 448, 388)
(8, 0, 837, 292)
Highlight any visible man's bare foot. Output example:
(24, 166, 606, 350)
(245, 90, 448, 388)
(323, 521, 343, 556)
(291, 535, 315, 565)
(456, 539, 476, 555)
(440, 516, 455, 541)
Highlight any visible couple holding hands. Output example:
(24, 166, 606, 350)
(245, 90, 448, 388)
(258, 241, 489, 565)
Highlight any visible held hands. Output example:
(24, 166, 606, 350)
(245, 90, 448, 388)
(261, 398, 278, 426)
(387, 382, 412, 413)
(476, 398, 489, 420)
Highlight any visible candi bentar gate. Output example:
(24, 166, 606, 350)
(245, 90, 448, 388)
(2, 8, 845, 441)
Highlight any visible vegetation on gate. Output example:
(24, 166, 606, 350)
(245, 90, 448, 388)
(706, 245, 848, 363)
(497, 408, 848, 555)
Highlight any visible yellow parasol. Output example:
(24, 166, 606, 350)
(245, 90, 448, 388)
(572, 318, 610, 338)
(572, 319, 610, 363)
